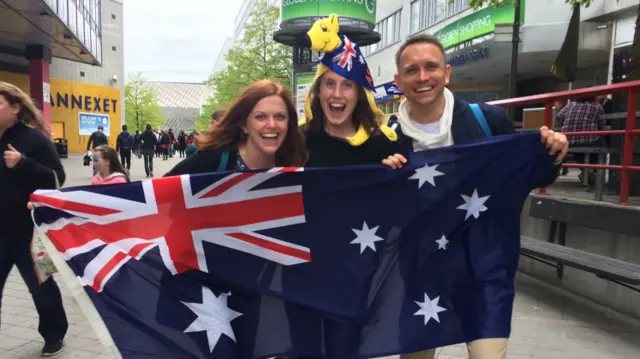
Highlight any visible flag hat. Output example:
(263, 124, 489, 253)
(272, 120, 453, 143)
(301, 14, 396, 146)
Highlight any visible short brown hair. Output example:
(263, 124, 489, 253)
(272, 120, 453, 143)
(395, 34, 446, 70)
(196, 80, 308, 167)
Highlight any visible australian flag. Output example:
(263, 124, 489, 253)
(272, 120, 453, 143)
(31, 133, 555, 358)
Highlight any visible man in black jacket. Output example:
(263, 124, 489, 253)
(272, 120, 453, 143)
(116, 124, 133, 171)
(86, 125, 108, 151)
(140, 124, 157, 177)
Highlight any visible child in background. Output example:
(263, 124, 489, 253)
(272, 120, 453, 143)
(91, 145, 130, 185)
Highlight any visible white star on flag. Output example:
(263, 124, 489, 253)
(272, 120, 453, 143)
(457, 189, 490, 220)
(435, 235, 449, 250)
(350, 221, 384, 253)
(182, 287, 242, 353)
(409, 164, 444, 188)
(359, 55, 365, 64)
(414, 293, 447, 325)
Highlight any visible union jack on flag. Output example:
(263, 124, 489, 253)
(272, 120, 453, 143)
(332, 37, 357, 72)
(320, 35, 376, 91)
(31, 168, 309, 292)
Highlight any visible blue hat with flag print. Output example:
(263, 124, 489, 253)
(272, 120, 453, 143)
(301, 14, 396, 146)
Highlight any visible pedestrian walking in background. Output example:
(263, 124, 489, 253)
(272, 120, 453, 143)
(0, 81, 69, 357)
(115, 124, 134, 172)
(86, 125, 108, 151)
(140, 124, 157, 177)
(177, 130, 187, 158)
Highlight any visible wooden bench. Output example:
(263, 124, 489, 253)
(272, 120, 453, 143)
(521, 236, 640, 290)
(524, 196, 640, 293)
(566, 147, 621, 201)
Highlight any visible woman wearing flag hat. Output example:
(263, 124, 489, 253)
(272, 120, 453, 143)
(279, 15, 408, 359)
(299, 14, 406, 170)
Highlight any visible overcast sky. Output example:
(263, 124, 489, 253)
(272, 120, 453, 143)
(123, 0, 242, 84)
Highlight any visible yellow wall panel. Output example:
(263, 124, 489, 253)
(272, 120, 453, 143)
(0, 72, 121, 154)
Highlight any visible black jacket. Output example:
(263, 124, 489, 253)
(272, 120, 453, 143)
(0, 122, 66, 238)
(116, 131, 134, 152)
(140, 130, 157, 152)
(391, 97, 561, 188)
(304, 128, 398, 167)
(87, 130, 108, 150)
(165, 148, 237, 177)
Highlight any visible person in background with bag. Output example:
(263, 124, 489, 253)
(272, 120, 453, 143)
(389, 34, 568, 359)
(0, 81, 68, 357)
(115, 124, 134, 173)
(86, 125, 108, 152)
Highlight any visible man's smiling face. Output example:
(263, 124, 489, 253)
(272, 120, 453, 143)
(395, 42, 451, 108)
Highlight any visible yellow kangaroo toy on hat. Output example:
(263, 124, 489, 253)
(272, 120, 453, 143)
(300, 14, 396, 145)
(306, 14, 342, 53)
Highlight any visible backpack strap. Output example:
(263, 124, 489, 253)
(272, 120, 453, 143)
(469, 103, 492, 137)
(217, 150, 230, 172)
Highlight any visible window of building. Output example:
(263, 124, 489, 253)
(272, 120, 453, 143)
(412, 0, 470, 33)
(363, 10, 402, 56)
(111, 13, 116, 20)
(410, 1, 420, 34)
(112, 46, 116, 51)
(80, 71, 86, 77)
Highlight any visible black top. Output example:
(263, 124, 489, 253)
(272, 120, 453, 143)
(165, 148, 239, 177)
(304, 128, 398, 168)
(87, 130, 108, 150)
(140, 130, 157, 151)
(0, 122, 66, 238)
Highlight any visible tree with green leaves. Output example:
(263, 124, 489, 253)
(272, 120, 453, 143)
(197, 0, 292, 128)
(124, 74, 165, 133)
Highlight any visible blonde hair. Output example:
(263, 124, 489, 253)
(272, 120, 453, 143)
(0, 81, 48, 136)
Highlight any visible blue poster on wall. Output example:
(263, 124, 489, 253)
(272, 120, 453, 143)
(79, 112, 110, 136)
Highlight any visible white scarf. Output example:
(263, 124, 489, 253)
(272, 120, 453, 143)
(397, 87, 455, 151)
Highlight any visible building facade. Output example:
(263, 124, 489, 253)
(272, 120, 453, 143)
(212, 0, 279, 75)
(147, 81, 210, 132)
(364, 0, 638, 116)
(0, 0, 124, 154)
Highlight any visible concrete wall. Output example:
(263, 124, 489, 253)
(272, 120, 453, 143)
(50, 0, 124, 123)
(519, 196, 640, 320)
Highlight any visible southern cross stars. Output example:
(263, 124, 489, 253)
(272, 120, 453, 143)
(435, 235, 449, 250)
(409, 163, 445, 189)
(181, 287, 242, 353)
(457, 189, 490, 220)
(414, 293, 447, 325)
(351, 221, 384, 254)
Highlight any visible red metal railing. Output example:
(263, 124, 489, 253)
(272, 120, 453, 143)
(489, 80, 640, 205)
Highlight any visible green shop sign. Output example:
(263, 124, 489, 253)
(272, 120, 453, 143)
(435, 3, 525, 49)
(281, 0, 377, 24)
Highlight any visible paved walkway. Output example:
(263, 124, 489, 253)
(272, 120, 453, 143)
(2, 155, 640, 358)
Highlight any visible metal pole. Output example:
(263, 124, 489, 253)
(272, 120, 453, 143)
(507, 0, 521, 121)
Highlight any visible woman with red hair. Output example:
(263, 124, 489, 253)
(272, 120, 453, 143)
(166, 80, 308, 176)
